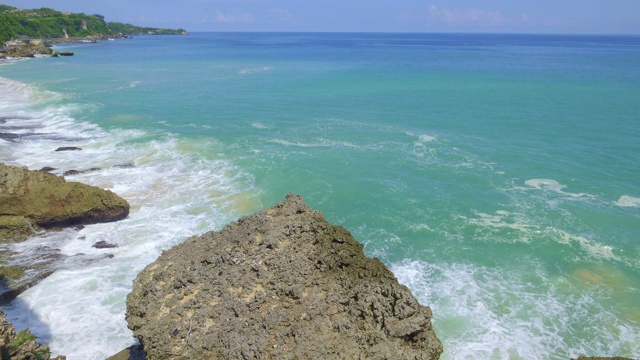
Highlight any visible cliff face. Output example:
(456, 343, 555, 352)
(0, 163, 130, 242)
(126, 193, 443, 359)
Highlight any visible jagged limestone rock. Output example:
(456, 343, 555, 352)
(126, 193, 442, 359)
(2, 39, 53, 58)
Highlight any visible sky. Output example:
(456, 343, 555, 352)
(2, 0, 640, 34)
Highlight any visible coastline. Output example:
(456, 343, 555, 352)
(1, 32, 188, 60)
(0, 65, 258, 358)
(1, 33, 639, 360)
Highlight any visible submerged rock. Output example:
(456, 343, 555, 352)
(93, 240, 118, 249)
(62, 170, 80, 176)
(0, 163, 130, 242)
(54, 146, 82, 152)
(126, 193, 442, 359)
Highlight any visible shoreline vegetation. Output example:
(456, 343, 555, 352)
(0, 4, 188, 59)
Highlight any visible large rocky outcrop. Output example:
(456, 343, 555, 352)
(1, 39, 53, 59)
(126, 193, 443, 359)
(0, 309, 65, 359)
(0, 163, 130, 242)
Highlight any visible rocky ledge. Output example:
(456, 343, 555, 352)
(0, 163, 130, 243)
(126, 193, 443, 359)
(0, 309, 65, 360)
(0, 39, 53, 59)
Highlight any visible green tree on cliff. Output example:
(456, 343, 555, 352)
(0, 5, 186, 43)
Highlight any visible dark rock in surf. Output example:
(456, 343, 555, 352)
(93, 241, 118, 249)
(113, 163, 135, 169)
(63, 170, 80, 176)
(126, 193, 442, 359)
(55, 146, 82, 151)
(40, 167, 57, 173)
(62, 168, 100, 176)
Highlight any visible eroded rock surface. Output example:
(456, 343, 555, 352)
(0, 163, 130, 242)
(126, 193, 442, 359)
(0, 309, 65, 359)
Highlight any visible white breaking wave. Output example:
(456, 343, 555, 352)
(391, 260, 640, 360)
(0, 77, 259, 359)
(615, 195, 640, 208)
(406, 131, 437, 148)
(251, 122, 269, 129)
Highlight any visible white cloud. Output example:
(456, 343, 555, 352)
(268, 8, 293, 22)
(210, 10, 253, 24)
(428, 5, 509, 26)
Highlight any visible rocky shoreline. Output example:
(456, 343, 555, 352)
(1, 34, 160, 60)
(0, 38, 54, 59)
(0, 165, 636, 359)
(114, 193, 639, 360)
(0, 163, 130, 306)
(0, 162, 132, 359)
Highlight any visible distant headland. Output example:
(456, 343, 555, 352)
(0, 4, 187, 59)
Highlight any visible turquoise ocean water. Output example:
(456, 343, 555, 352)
(0, 33, 639, 359)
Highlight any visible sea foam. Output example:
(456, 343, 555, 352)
(525, 178, 593, 198)
(615, 195, 640, 207)
(391, 260, 640, 359)
(0, 77, 259, 359)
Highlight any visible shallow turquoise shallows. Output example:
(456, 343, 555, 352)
(1, 33, 639, 359)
